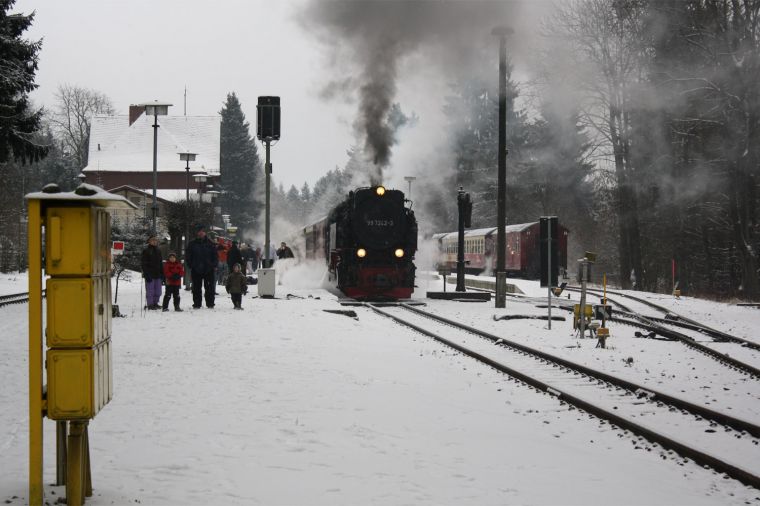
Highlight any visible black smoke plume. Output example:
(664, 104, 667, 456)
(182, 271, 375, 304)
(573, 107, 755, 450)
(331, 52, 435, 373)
(300, 0, 520, 183)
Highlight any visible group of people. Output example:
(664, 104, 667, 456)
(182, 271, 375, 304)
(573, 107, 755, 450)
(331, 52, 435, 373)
(141, 225, 296, 312)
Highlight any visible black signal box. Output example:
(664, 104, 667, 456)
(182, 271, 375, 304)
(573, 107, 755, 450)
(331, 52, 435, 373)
(540, 216, 559, 287)
(257, 96, 281, 141)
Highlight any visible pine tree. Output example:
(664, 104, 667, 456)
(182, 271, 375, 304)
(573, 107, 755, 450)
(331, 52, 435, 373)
(0, 0, 46, 164)
(219, 92, 263, 233)
(443, 63, 528, 229)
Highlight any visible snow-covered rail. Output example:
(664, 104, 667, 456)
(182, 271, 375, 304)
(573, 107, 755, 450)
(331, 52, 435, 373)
(0, 290, 45, 308)
(570, 285, 760, 350)
(366, 302, 760, 490)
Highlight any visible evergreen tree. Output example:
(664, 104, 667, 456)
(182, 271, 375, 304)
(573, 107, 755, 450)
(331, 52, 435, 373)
(443, 62, 529, 230)
(219, 92, 263, 233)
(300, 182, 312, 218)
(285, 184, 302, 222)
(0, 0, 46, 164)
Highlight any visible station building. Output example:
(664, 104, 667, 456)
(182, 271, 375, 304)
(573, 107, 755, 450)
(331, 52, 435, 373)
(82, 114, 221, 236)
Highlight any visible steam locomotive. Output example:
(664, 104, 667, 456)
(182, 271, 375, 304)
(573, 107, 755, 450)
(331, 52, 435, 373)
(303, 186, 418, 299)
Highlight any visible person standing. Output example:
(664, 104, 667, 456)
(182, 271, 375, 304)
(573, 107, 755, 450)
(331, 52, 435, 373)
(240, 243, 253, 274)
(141, 234, 163, 310)
(225, 263, 248, 310)
(216, 240, 229, 286)
(227, 241, 244, 274)
(161, 252, 184, 312)
(276, 241, 295, 259)
(185, 224, 219, 308)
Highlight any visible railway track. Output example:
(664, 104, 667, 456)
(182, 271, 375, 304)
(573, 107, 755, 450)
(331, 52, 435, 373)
(572, 286, 760, 351)
(0, 290, 45, 308)
(366, 301, 760, 489)
(465, 278, 760, 377)
(560, 287, 760, 378)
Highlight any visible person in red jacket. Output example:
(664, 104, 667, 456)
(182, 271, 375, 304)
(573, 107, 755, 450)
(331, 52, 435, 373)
(162, 252, 185, 312)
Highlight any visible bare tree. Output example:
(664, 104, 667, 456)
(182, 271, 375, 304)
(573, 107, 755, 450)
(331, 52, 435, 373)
(545, 0, 650, 289)
(50, 84, 114, 170)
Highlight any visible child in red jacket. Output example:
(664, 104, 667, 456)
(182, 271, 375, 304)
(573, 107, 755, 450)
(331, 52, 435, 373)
(162, 252, 185, 312)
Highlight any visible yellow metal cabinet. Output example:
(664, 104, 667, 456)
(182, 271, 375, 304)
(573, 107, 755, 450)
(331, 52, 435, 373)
(46, 339, 111, 420)
(46, 277, 110, 348)
(45, 207, 110, 276)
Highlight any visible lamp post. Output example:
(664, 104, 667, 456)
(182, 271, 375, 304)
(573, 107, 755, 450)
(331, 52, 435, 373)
(221, 214, 230, 234)
(193, 172, 207, 197)
(133, 101, 173, 233)
(491, 26, 513, 309)
(179, 152, 197, 203)
(179, 152, 197, 268)
(404, 176, 416, 200)
(205, 190, 220, 232)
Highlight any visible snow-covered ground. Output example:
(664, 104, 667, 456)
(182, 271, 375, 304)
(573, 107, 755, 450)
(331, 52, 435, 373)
(2, 265, 760, 505)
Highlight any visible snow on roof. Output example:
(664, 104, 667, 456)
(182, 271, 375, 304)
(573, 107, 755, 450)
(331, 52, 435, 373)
(84, 114, 220, 174)
(25, 183, 137, 209)
(108, 185, 204, 204)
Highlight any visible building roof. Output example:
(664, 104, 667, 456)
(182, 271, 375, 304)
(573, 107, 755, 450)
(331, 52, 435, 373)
(438, 222, 539, 241)
(108, 185, 205, 204)
(84, 114, 220, 175)
(25, 183, 137, 210)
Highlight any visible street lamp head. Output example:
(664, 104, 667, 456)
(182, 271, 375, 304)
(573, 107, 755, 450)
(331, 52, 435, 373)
(193, 172, 208, 184)
(76, 172, 87, 183)
(179, 152, 197, 162)
(143, 101, 173, 116)
(404, 176, 417, 183)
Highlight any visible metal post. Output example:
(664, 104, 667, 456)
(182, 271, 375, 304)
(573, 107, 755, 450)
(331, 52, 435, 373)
(28, 199, 43, 506)
(67, 422, 85, 506)
(493, 27, 511, 309)
(56, 421, 67, 485)
(184, 164, 191, 290)
(151, 112, 159, 233)
(547, 224, 552, 329)
(264, 139, 271, 267)
(456, 187, 466, 292)
(579, 260, 588, 338)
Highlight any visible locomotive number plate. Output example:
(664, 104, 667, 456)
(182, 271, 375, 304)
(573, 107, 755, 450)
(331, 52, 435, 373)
(366, 219, 394, 227)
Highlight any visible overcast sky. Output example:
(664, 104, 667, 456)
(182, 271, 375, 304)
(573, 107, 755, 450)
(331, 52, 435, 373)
(16, 0, 550, 192)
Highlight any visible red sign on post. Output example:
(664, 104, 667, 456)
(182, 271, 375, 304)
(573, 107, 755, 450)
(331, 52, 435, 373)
(112, 241, 125, 256)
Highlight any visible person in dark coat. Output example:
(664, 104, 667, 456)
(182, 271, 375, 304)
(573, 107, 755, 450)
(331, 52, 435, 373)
(240, 243, 253, 273)
(185, 224, 219, 308)
(141, 234, 163, 310)
(225, 263, 248, 309)
(276, 241, 295, 259)
(227, 241, 244, 275)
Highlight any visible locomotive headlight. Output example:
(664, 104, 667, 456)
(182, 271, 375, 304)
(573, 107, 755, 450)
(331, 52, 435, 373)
(394, 248, 404, 258)
(357, 248, 367, 258)
(375, 186, 386, 196)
